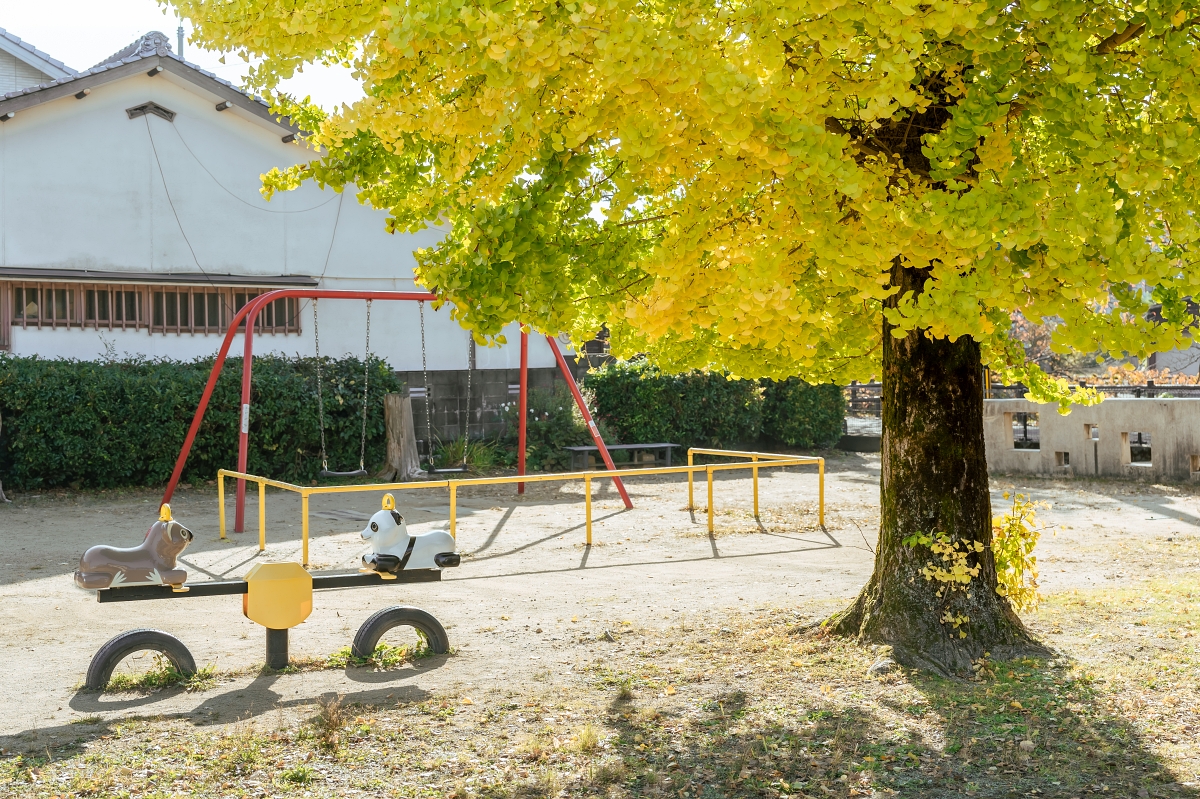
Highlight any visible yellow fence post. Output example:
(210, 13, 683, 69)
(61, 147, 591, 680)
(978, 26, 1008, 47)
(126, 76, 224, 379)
(818, 458, 825, 527)
(752, 455, 759, 519)
(301, 491, 310, 568)
(687, 450, 695, 510)
(258, 480, 266, 553)
(218, 472, 226, 540)
(706, 465, 714, 534)
(585, 475, 593, 545)
(224, 449, 823, 559)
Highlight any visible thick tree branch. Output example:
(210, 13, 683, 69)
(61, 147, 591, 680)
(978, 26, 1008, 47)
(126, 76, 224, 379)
(1095, 21, 1146, 54)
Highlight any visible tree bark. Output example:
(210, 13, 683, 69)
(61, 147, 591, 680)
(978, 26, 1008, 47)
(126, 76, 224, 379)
(825, 261, 1041, 674)
(379, 394, 427, 482)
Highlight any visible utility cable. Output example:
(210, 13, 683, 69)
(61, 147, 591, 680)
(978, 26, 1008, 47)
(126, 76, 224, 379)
(145, 115, 217, 291)
(170, 122, 338, 214)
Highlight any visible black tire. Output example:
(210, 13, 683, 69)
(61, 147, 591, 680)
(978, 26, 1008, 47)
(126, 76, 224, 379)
(351, 606, 449, 660)
(85, 628, 197, 691)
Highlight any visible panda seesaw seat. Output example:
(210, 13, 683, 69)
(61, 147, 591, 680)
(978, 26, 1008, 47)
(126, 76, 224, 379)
(73, 495, 458, 689)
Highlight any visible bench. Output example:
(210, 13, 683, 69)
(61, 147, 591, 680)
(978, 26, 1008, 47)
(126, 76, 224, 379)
(563, 443, 680, 471)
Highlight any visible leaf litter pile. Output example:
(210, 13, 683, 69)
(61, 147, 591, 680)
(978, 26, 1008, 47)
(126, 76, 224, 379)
(3, 578, 1198, 798)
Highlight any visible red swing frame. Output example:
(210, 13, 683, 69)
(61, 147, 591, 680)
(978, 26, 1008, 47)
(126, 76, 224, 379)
(159, 289, 631, 534)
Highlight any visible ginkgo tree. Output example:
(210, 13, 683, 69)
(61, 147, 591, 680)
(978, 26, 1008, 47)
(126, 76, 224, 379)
(171, 0, 1200, 673)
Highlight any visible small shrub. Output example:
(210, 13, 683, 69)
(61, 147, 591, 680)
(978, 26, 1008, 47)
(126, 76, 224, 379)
(993, 492, 1044, 612)
(501, 385, 598, 472)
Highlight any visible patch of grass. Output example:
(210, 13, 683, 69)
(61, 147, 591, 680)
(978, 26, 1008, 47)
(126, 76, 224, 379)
(573, 723, 600, 753)
(280, 763, 315, 784)
(313, 693, 345, 750)
(69, 715, 102, 725)
(431, 436, 499, 472)
(326, 639, 429, 670)
(102, 657, 216, 693)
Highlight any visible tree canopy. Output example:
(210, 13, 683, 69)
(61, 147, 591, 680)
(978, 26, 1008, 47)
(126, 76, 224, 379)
(173, 0, 1200, 397)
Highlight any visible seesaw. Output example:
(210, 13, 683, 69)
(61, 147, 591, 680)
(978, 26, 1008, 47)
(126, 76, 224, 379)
(73, 495, 459, 690)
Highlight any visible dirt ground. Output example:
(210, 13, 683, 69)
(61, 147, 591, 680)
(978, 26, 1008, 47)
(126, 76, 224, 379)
(0, 450, 1197, 751)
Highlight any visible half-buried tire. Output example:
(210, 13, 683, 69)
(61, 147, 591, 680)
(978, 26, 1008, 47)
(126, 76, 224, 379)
(351, 606, 449, 661)
(85, 628, 197, 691)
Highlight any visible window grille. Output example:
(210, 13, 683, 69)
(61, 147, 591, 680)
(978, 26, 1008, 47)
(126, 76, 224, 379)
(5, 282, 301, 337)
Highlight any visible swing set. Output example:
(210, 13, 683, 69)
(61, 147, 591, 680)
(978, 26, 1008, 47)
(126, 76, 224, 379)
(159, 288, 632, 534)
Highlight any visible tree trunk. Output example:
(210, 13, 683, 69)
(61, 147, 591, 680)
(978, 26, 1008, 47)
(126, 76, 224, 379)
(825, 262, 1041, 674)
(379, 394, 427, 482)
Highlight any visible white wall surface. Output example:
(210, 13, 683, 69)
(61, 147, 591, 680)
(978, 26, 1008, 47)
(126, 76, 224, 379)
(0, 69, 559, 370)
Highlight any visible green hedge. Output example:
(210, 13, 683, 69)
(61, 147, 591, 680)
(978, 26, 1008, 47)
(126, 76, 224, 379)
(584, 360, 843, 451)
(760, 377, 846, 448)
(0, 355, 401, 491)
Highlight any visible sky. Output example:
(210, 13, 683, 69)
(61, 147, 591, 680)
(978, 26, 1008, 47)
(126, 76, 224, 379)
(1, 0, 363, 110)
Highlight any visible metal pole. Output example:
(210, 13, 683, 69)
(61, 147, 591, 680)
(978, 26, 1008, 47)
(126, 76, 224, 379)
(265, 628, 288, 670)
(258, 480, 266, 552)
(818, 458, 825, 527)
(585, 475, 592, 545)
(544, 335, 632, 509)
(226, 290, 437, 530)
(160, 300, 258, 508)
(301, 492, 310, 567)
(687, 450, 694, 510)
(752, 455, 759, 519)
(218, 473, 226, 540)
(706, 465, 714, 533)
(449, 482, 457, 539)
(518, 330, 528, 494)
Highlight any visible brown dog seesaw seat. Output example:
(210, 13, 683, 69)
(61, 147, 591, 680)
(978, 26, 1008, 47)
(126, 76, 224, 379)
(75, 504, 452, 690)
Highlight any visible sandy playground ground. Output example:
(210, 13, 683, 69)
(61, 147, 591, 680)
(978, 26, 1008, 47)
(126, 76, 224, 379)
(0, 451, 1197, 746)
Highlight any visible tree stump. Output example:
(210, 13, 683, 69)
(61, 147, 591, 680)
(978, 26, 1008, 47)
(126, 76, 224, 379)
(380, 394, 427, 482)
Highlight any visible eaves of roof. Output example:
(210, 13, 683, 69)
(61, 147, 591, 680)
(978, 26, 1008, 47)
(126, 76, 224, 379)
(0, 27, 77, 80)
(0, 51, 301, 137)
(0, 266, 318, 287)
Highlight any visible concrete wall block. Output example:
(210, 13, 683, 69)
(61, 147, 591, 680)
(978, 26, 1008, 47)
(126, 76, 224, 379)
(984, 398, 1200, 481)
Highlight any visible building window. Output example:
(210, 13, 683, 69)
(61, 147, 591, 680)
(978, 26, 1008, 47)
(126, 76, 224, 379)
(13, 285, 80, 328)
(233, 291, 300, 334)
(85, 287, 144, 329)
(6, 282, 300, 337)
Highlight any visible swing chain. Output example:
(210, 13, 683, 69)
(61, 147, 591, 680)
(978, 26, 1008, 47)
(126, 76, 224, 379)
(464, 338, 472, 456)
(313, 298, 329, 472)
(359, 300, 371, 472)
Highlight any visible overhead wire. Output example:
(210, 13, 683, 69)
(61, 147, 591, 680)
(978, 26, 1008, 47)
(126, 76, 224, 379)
(169, 121, 339, 214)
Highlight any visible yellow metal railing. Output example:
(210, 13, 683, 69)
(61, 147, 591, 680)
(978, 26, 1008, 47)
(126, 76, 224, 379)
(217, 448, 823, 566)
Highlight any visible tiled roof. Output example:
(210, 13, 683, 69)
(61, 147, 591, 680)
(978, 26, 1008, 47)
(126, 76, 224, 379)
(0, 31, 269, 113)
(0, 26, 78, 78)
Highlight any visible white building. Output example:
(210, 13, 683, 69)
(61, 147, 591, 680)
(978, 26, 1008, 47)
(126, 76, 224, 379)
(0, 28, 558, 376)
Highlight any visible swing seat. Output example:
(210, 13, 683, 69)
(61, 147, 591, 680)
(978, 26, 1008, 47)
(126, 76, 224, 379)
(320, 468, 368, 478)
(426, 465, 468, 475)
